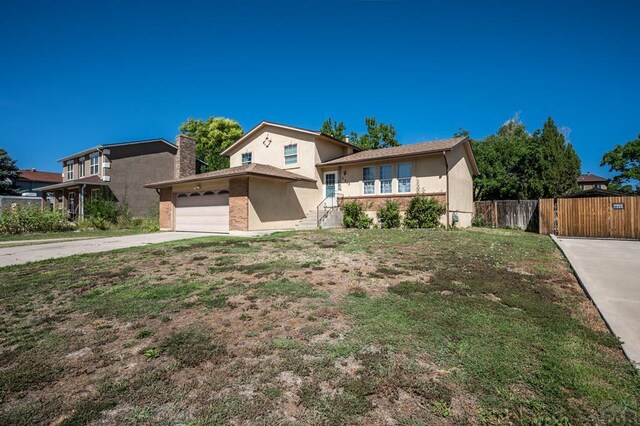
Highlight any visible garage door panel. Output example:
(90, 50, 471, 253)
(175, 192, 229, 233)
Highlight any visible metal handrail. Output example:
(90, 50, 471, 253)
(316, 193, 343, 227)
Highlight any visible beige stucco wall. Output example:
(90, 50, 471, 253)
(322, 147, 474, 228)
(335, 155, 447, 198)
(445, 144, 474, 227)
(226, 126, 349, 230)
(248, 178, 318, 230)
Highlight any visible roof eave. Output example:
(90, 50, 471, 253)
(144, 171, 314, 189)
(316, 147, 455, 167)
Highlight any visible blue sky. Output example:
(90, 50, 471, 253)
(1, 0, 638, 177)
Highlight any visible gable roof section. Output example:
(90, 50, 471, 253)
(578, 173, 608, 184)
(318, 136, 479, 175)
(144, 163, 316, 189)
(18, 169, 62, 183)
(220, 121, 362, 156)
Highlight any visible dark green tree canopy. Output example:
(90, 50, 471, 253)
(601, 134, 640, 193)
(179, 117, 244, 172)
(0, 148, 20, 195)
(320, 118, 347, 141)
(471, 116, 581, 200)
(321, 117, 399, 150)
(350, 117, 399, 150)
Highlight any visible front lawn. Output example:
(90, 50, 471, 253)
(0, 229, 638, 424)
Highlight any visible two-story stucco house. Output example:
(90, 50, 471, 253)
(37, 138, 203, 220)
(146, 121, 478, 233)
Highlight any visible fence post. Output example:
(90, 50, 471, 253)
(492, 200, 498, 227)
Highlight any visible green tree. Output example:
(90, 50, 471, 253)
(179, 117, 244, 172)
(0, 148, 19, 195)
(472, 116, 581, 200)
(320, 118, 347, 140)
(471, 118, 535, 200)
(601, 134, 640, 193)
(534, 117, 581, 197)
(350, 117, 399, 150)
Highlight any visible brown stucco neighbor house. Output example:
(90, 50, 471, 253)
(37, 138, 204, 220)
(145, 121, 479, 233)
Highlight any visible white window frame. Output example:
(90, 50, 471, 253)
(90, 153, 100, 175)
(379, 164, 392, 194)
(66, 162, 74, 180)
(241, 152, 252, 165)
(78, 158, 85, 178)
(363, 166, 375, 195)
(397, 162, 412, 193)
(284, 144, 298, 166)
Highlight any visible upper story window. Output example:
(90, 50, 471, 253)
(90, 153, 100, 175)
(363, 167, 375, 195)
(379, 164, 392, 194)
(397, 163, 411, 193)
(284, 144, 297, 166)
(66, 162, 73, 180)
(241, 152, 252, 165)
(78, 158, 85, 178)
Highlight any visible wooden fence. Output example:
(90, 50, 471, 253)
(539, 196, 640, 239)
(474, 200, 539, 231)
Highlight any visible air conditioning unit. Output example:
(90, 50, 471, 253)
(102, 175, 111, 182)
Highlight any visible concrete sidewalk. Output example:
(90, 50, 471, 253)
(552, 236, 640, 366)
(0, 232, 220, 267)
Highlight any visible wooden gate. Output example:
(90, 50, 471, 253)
(539, 196, 639, 239)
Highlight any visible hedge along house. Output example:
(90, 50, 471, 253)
(145, 121, 479, 233)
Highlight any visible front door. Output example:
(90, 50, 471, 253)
(324, 171, 337, 207)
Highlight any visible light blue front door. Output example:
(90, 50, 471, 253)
(324, 172, 336, 206)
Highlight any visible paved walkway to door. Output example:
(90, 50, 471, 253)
(552, 236, 640, 366)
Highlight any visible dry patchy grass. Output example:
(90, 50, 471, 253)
(0, 229, 638, 425)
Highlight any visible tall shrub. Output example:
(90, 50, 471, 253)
(376, 201, 401, 228)
(0, 206, 74, 234)
(403, 196, 445, 229)
(342, 201, 372, 229)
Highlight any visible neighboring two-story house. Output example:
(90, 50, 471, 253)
(37, 138, 204, 220)
(146, 121, 478, 233)
(578, 173, 608, 191)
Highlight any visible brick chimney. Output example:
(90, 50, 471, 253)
(174, 135, 197, 178)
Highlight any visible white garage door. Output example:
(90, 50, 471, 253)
(175, 190, 229, 233)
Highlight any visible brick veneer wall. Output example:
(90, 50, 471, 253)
(229, 177, 249, 231)
(158, 188, 173, 230)
(174, 135, 197, 179)
(342, 193, 446, 211)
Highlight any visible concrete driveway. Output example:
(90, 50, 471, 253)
(0, 232, 217, 267)
(553, 236, 640, 366)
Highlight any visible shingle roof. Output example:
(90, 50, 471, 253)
(35, 175, 108, 191)
(144, 163, 316, 189)
(318, 137, 468, 166)
(18, 169, 62, 183)
(578, 173, 608, 183)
